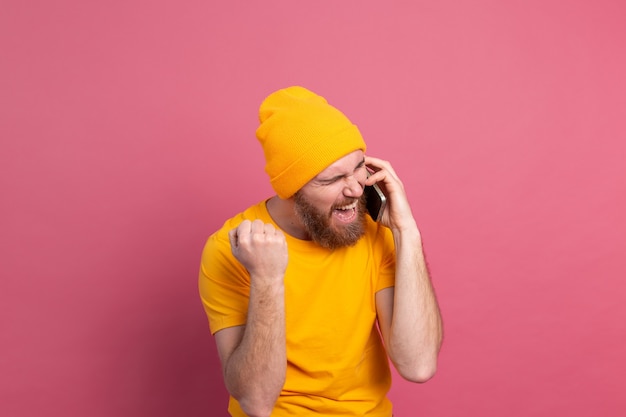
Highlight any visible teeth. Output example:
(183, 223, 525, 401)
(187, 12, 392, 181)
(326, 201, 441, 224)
(336, 201, 357, 211)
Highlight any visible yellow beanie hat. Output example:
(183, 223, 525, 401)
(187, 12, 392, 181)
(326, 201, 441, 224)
(256, 86, 367, 199)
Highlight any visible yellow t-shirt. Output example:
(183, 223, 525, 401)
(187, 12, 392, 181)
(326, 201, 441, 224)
(199, 200, 396, 416)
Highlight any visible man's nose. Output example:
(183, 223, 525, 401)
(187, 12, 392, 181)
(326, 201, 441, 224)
(343, 175, 364, 198)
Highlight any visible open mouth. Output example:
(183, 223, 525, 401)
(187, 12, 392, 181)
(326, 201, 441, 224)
(332, 201, 358, 224)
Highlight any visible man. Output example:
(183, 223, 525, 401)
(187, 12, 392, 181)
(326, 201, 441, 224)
(199, 86, 443, 417)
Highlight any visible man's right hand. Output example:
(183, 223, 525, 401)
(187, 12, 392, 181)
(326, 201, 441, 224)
(229, 219, 288, 283)
(222, 219, 288, 415)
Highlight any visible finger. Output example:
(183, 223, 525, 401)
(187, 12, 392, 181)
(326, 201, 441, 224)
(365, 155, 387, 169)
(365, 155, 397, 174)
(237, 219, 252, 233)
(263, 222, 276, 235)
(365, 156, 401, 184)
(250, 219, 266, 234)
(230, 220, 252, 247)
(266, 223, 286, 243)
(228, 228, 239, 249)
(365, 166, 390, 186)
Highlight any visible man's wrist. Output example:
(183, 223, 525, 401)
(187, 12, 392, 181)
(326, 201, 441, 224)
(391, 220, 422, 243)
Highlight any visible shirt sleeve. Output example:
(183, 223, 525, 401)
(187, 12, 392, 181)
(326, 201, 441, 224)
(198, 230, 250, 335)
(374, 224, 396, 293)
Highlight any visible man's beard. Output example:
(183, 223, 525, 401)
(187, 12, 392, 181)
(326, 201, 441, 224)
(293, 192, 367, 250)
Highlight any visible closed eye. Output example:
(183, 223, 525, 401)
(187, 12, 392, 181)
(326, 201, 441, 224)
(317, 158, 366, 185)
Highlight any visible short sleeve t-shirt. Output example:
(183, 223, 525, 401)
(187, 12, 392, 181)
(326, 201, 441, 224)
(199, 200, 396, 416)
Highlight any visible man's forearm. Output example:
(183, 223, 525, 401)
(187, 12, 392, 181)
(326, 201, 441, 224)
(224, 280, 286, 417)
(389, 225, 443, 382)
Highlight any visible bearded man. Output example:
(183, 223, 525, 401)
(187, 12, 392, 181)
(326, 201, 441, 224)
(198, 86, 443, 417)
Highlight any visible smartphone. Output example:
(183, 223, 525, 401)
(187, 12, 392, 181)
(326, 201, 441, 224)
(364, 182, 387, 222)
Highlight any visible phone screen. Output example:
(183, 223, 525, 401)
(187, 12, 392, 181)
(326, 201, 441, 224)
(364, 183, 387, 222)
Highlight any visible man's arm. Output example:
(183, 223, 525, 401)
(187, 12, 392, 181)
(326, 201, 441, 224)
(215, 219, 288, 417)
(366, 156, 443, 383)
(375, 231, 442, 382)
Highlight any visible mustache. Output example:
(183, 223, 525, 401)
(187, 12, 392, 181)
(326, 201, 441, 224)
(330, 195, 365, 211)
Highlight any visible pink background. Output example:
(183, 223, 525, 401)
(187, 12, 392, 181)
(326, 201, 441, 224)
(2, 1, 625, 416)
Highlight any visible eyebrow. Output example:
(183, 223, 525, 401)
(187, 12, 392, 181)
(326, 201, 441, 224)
(317, 158, 365, 183)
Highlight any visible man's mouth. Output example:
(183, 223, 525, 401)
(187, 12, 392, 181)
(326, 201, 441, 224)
(332, 201, 358, 224)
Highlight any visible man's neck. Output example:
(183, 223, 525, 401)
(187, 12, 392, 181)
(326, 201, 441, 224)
(265, 196, 311, 240)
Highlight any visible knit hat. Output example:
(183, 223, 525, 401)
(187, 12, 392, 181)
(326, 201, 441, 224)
(256, 86, 367, 199)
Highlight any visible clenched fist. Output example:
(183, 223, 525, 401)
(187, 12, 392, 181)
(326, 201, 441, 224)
(228, 219, 288, 284)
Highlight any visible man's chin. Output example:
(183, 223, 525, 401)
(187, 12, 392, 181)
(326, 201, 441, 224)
(317, 217, 365, 249)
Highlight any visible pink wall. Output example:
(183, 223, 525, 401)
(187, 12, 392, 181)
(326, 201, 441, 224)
(2, 1, 625, 416)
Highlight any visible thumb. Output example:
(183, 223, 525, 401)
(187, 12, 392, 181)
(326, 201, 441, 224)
(228, 228, 239, 250)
